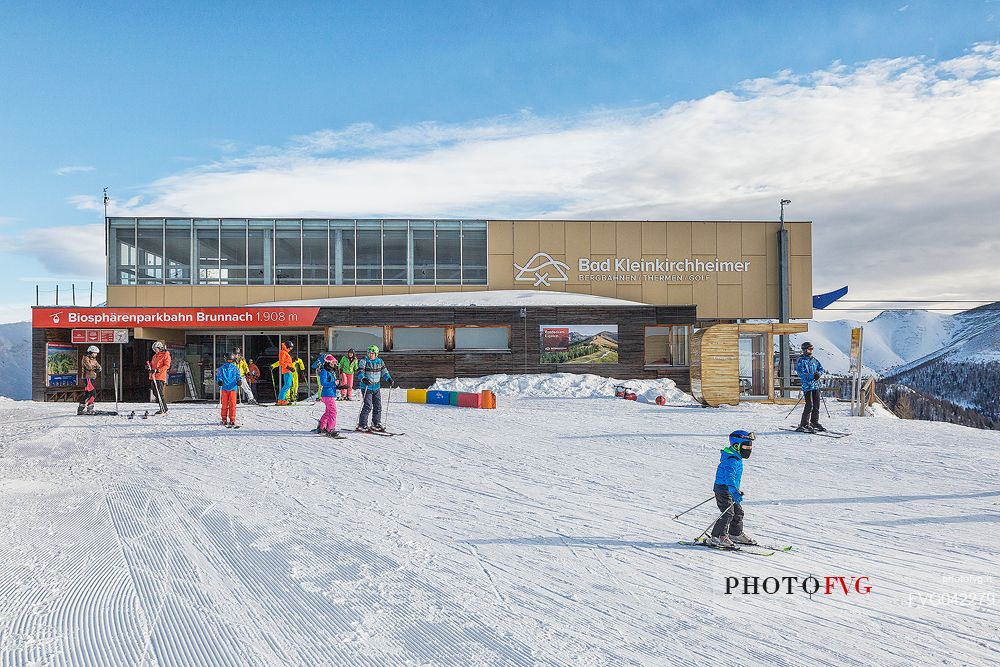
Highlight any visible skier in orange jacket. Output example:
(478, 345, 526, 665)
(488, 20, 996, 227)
(147, 341, 172, 414)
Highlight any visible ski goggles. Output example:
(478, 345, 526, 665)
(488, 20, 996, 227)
(735, 432, 756, 445)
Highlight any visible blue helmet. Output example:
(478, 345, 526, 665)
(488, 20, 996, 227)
(729, 430, 755, 459)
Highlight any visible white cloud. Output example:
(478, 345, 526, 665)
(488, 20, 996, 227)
(0, 216, 17, 225)
(71, 43, 1000, 313)
(7, 223, 105, 278)
(55, 165, 96, 176)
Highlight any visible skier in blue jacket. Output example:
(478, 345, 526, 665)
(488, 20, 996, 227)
(707, 430, 756, 548)
(356, 345, 393, 432)
(795, 341, 827, 432)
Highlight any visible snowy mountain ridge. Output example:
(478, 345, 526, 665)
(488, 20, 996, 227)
(0, 321, 31, 400)
(793, 303, 1000, 376)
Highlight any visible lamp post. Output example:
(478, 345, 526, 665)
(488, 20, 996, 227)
(778, 199, 792, 397)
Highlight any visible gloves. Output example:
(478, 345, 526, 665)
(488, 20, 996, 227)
(813, 372, 821, 380)
(360, 377, 370, 386)
(217, 380, 223, 386)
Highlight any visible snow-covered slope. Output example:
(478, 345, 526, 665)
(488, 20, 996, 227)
(1, 390, 997, 665)
(0, 321, 31, 400)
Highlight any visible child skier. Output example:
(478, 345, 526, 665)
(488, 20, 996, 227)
(338, 348, 359, 400)
(311, 351, 334, 402)
(706, 430, 757, 548)
(316, 354, 344, 437)
(356, 345, 393, 432)
(77, 345, 102, 414)
(216, 352, 241, 427)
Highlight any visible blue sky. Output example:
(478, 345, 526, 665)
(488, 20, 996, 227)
(1, 1, 999, 321)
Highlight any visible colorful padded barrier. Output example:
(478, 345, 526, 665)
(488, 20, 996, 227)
(405, 388, 497, 409)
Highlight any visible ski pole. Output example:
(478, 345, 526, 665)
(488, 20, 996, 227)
(672, 496, 715, 520)
(820, 390, 832, 418)
(383, 384, 392, 429)
(113, 365, 119, 415)
(784, 394, 803, 419)
(695, 501, 734, 541)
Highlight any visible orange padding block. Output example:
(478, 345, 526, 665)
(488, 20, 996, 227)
(480, 389, 497, 409)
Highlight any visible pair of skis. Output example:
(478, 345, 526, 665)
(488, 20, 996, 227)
(354, 427, 404, 437)
(679, 536, 793, 557)
(779, 426, 850, 439)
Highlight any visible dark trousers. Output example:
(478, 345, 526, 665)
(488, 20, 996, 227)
(152, 379, 168, 413)
(358, 388, 382, 427)
(710, 486, 744, 537)
(800, 389, 820, 426)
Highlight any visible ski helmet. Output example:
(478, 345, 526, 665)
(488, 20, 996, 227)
(227, 352, 238, 361)
(729, 430, 755, 459)
(284, 340, 294, 349)
(801, 342, 814, 352)
(367, 345, 379, 355)
(152, 341, 166, 352)
(324, 354, 336, 364)
(86, 345, 100, 355)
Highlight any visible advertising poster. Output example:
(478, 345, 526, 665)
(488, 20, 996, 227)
(540, 325, 618, 364)
(166, 343, 186, 385)
(46, 343, 79, 387)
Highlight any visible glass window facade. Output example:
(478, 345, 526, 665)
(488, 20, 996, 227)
(329, 327, 383, 352)
(455, 326, 509, 350)
(392, 327, 447, 351)
(108, 218, 489, 287)
(644, 326, 689, 366)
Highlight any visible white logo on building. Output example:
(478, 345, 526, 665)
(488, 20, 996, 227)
(52, 311, 62, 324)
(514, 252, 570, 287)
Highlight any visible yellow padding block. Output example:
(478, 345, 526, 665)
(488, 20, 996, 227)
(407, 389, 428, 403)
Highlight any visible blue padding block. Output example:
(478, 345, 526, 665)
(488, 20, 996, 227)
(426, 390, 451, 405)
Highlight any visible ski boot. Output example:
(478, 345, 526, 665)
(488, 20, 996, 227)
(77, 404, 86, 415)
(731, 533, 757, 546)
(811, 423, 827, 432)
(795, 424, 815, 433)
(355, 424, 371, 432)
(706, 535, 736, 549)
(371, 424, 386, 433)
(85, 405, 95, 415)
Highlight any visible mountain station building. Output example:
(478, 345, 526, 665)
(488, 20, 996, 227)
(31, 218, 812, 404)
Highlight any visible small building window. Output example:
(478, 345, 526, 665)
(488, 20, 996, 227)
(644, 326, 689, 366)
(136, 219, 164, 285)
(302, 220, 329, 285)
(275, 220, 301, 285)
(329, 326, 383, 353)
(247, 221, 274, 285)
(109, 218, 137, 285)
(195, 220, 221, 284)
(455, 326, 509, 351)
(219, 220, 247, 285)
(392, 327, 447, 351)
(462, 221, 487, 284)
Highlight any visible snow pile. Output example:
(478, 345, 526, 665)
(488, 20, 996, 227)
(429, 372, 693, 404)
(255, 289, 645, 308)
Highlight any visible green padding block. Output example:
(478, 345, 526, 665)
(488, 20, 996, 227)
(449, 391, 459, 405)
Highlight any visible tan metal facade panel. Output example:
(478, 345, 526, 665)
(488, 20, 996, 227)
(615, 222, 642, 258)
(273, 286, 303, 301)
(538, 221, 566, 254)
(107, 285, 136, 306)
(691, 222, 717, 254)
(513, 221, 539, 258)
(591, 222, 616, 253)
(135, 286, 164, 307)
(488, 220, 514, 255)
(741, 223, 767, 256)
(191, 285, 221, 306)
(717, 284, 744, 319)
(790, 255, 813, 319)
(642, 222, 667, 254)
(219, 286, 249, 306)
(163, 286, 192, 306)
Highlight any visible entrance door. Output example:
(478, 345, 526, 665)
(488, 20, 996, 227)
(738, 333, 769, 399)
(246, 334, 282, 403)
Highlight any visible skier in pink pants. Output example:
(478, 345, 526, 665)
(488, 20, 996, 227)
(316, 355, 345, 438)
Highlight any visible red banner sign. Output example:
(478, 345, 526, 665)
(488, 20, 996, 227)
(71, 329, 129, 344)
(33, 307, 320, 329)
